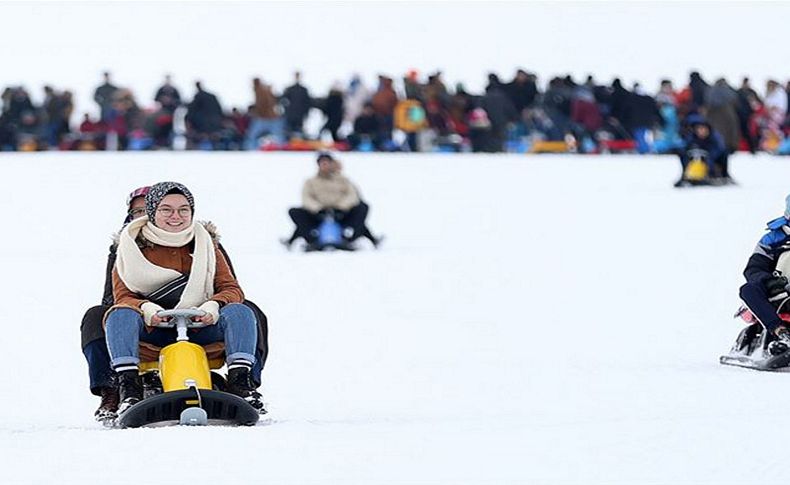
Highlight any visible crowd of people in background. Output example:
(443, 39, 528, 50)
(1, 69, 788, 155)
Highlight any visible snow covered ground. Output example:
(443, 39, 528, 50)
(0, 151, 789, 484)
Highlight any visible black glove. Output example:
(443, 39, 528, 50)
(765, 275, 789, 299)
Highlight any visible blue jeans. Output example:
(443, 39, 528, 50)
(106, 303, 257, 368)
(83, 339, 114, 394)
(244, 117, 285, 149)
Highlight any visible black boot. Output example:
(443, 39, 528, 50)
(116, 368, 143, 415)
(226, 361, 265, 413)
(769, 327, 790, 356)
(94, 386, 119, 424)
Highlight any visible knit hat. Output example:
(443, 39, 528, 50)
(124, 186, 151, 224)
(145, 181, 195, 222)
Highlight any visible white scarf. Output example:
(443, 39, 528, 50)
(115, 217, 216, 308)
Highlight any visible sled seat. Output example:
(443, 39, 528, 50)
(138, 341, 226, 372)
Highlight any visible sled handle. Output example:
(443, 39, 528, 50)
(154, 309, 209, 341)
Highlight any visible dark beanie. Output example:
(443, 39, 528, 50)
(145, 181, 195, 222)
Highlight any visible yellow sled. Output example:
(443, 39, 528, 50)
(116, 309, 259, 428)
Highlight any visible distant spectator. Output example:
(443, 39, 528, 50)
(626, 84, 661, 153)
(688, 71, 710, 111)
(481, 74, 518, 151)
(447, 84, 472, 140)
(704, 78, 740, 153)
(93, 72, 118, 122)
(608, 78, 630, 126)
(570, 84, 603, 149)
(244, 78, 284, 149)
(348, 102, 381, 150)
(319, 84, 345, 142)
(154, 74, 182, 113)
(282, 71, 312, 139)
(186, 81, 224, 147)
(403, 70, 424, 102)
(765, 80, 788, 132)
(507, 69, 538, 114)
(467, 107, 493, 152)
(737, 78, 760, 153)
(343, 74, 371, 126)
(424, 72, 450, 107)
(371, 75, 398, 145)
(7, 87, 34, 126)
(43, 86, 73, 147)
(654, 80, 683, 153)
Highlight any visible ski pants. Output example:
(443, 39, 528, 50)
(740, 281, 783, 334)
(288, 202, 374, 244)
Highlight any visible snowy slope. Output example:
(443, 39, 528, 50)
(0, 151, 789, 484)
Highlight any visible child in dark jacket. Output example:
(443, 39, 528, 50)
(738, 195, 790, 355)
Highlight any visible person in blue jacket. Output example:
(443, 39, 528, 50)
(738, 195, 790, 355)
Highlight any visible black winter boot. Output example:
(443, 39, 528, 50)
(226, 361, 265, 413)
(94, 386, 120, 424)
(116, 368, 143, 415)
(769, 327, 790, 356)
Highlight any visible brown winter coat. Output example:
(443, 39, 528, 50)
(302, 172, 360, 213)
(371, 78, 398, 117)
(253, 82, 279, 119)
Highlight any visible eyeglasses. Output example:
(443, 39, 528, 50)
(128, 208, 146, 218)
(156, 207, 192, 217)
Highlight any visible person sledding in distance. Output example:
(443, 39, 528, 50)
(103, 181, 264, 416)
(673, 114, 736, 188)
(281, 151, 383, 251)
(81, 186, 270, 423)
(721, 194, 790, 370)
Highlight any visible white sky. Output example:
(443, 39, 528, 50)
(0, 0, 787, 117)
